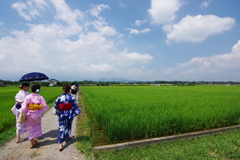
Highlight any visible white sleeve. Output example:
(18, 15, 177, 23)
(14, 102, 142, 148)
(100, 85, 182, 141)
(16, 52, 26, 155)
(11, 105, 17, 115)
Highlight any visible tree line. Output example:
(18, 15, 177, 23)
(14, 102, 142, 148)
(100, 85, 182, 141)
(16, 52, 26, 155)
(2, 80, 239, 87)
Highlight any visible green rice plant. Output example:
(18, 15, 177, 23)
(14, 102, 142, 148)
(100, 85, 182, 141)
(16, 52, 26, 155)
(81, 86, 240, 143)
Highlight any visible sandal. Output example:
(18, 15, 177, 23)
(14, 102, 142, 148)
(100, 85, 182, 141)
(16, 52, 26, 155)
(30, 139, 39, 149)
(30, 143, 35, 149)
(66, 137, 72, 141)
(34, 139, 39, 145)
(59, 147, 64, 152)
(16, 138, 27, 143)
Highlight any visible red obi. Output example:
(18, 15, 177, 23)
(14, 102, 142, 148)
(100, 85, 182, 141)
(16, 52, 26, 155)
(58, 103, 73, 111)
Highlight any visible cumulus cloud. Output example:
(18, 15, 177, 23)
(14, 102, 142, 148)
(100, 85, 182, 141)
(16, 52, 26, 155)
(125, 28, 151, 35)
(12, 0, 47, 20)
(90, 20, 118, 36)
(87, 4, 110, 20)
(200, 0, 212, 9)
(148, 0, 183, 25)
(50, 0, 85, 25)
(119, 2, 127, 8)
(162, 40, 240, 81)
(134, 19, 147, 26)
(164, 15, 235, 44)
(0, 0, 153, 81)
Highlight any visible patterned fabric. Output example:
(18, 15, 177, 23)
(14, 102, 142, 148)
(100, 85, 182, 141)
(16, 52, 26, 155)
(54, 93, 81, 143)
(21, 93, 49, 140)
(58, 117, 73, 143)
(11, 90, 30, 136)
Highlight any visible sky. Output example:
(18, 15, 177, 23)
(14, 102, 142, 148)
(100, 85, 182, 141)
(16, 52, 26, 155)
(0, 0, 240, 82)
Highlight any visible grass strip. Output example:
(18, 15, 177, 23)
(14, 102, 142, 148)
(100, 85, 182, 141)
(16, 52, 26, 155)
(0, 126, 16, 147)
(75, 91, 94, 159)
(93, 129, 240, 159)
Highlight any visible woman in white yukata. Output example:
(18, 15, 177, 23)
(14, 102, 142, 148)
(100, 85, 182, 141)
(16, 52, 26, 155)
(11, 83, 30, 143)
(21, 84, 49, 148)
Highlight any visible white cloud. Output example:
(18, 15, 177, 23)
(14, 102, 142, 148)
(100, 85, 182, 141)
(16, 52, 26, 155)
(108, 50, 153, 67)
(91, 20, 118, 36)
(148, 0, 183, 25)
(134, 19, 147, 26)
(0, 1, 154, 81)
(200, 0, 212, 9)
(88, 64, 114, 72)
(0, 22, 4, 25)
(164, 15, 235, 44)
(126, 52, 153, 64)
(12, 0, 47, 21)
(119, 2, 127, 8)
(162, 40, 240, 81)
(50, 0, 85, 25)
(86, 4, 110, 20)
(125, 28, 151, 35)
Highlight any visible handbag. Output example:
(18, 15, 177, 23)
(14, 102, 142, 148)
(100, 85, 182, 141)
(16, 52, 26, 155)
(18, 111, 26, 124)
(52, 107, 57, 115)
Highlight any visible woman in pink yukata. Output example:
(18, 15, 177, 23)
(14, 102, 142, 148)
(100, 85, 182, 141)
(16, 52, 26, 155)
(21, 84, 49, 148)
(11, 83, 30, 143)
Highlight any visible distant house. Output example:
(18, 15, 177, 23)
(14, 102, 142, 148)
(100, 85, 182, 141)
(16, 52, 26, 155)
(48, 79, 58, 87)
(0, 79, 4, 86)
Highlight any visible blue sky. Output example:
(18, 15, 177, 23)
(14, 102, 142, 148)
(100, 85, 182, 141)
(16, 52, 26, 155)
(0, 0, 239, 81)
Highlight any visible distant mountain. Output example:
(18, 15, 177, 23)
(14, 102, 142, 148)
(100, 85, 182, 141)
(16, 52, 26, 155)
(89, 77, 136, 82)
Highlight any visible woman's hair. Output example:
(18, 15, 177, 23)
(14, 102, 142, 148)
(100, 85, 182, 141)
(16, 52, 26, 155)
(31, 84, 41, 93)
(62, 84, 71, 93)
(19, 83, 30, 89)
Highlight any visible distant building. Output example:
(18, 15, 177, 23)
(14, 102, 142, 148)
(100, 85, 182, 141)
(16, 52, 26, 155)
(0, 79, 4, 86)
(48, 79, 58, 87)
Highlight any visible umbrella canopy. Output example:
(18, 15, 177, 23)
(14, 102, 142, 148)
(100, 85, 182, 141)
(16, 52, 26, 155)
(19, 72, 49, 82)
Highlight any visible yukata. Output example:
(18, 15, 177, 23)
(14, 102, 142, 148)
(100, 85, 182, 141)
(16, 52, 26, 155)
(21, 93, 49, 140)
(11, 90, 30, 136)
(54, 93, 81, 143)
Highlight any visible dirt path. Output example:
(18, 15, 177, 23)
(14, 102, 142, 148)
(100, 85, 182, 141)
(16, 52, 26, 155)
(0, 94, 85, 160)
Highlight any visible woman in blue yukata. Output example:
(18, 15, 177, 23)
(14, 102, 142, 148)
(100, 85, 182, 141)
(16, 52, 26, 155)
(54, 84, 81, 151)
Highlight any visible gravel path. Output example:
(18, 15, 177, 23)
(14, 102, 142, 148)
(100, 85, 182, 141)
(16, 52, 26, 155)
(0, 94, 85, 160)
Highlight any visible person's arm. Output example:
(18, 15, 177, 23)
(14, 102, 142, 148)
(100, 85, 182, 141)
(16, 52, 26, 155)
(72, 99, 81, 115)
(11, 105, 17, 115)
(54, 96, 61, 115)
(40, 96, 49, 112)
(21, 96, 29, 114)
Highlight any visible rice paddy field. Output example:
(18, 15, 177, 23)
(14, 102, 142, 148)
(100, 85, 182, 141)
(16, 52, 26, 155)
(0, 86, 62, 139)
(81, 85, 240, 143)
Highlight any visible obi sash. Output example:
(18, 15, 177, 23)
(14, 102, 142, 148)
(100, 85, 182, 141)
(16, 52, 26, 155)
(28, 103, 42, 111)
(58, 103, 73, 111)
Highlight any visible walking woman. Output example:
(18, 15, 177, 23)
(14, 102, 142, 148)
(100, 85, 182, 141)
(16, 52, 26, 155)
(54, 84, 81, 151)
(11, 83, 30, 143)
(21, 84, 49, 148)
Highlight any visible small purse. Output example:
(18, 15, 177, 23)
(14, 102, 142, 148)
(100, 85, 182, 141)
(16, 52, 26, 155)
(52, 107, 57, 115)
(18, 111, 26, 124)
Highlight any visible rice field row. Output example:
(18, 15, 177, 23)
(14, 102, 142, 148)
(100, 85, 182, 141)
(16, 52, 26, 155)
(81, 85, 240, 143)
(0, 87, 62, 134)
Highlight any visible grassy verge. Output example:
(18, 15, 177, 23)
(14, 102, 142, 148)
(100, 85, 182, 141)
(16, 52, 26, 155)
(75, 91, 94, 159)
(94, 129, 240, 159)
(0, 127, 16, 147)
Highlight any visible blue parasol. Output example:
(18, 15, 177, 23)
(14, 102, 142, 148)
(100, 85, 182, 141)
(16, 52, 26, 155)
(19, 72, 49, 82)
